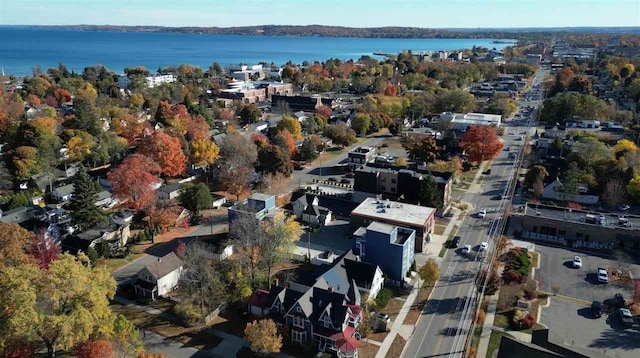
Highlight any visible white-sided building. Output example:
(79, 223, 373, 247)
(440, 112, 502, 131)
(133, 252, 184, 300)
(118, 74, 176, 89)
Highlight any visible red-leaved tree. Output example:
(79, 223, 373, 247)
(107, 154, 161, 212)
(30, 228, 61, 270)
(74, 340, 115, 358)
(458, 126, 504, 164)
(138, 131, 187, 177)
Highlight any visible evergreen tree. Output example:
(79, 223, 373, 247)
(70, 165, 107, 231)
(298, 137, 318, 162)
(179, 183, 212, 217)
(417, 175, 444, 208)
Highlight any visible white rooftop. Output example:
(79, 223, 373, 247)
(351, 198, 435, 227)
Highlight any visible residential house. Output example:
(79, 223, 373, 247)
(110, 210, 134, 226)
(541, 178, 599, 205)
(228, 193, 277, 222)
(353, 222, 415, 284)
(133, 252, 184, 300)
(0, 205, 34, 225)
(94, 190, 113, 208)
(348, 146, 377, 170)
(51, 184, 75, 202)
(291, 193, 332, 226)
(156, 182, 184, 200)
(350, 198, 436, 252)
(248, 273, 364, 358)
(212, 194, 227, 209)
(63, 224, 131, 254)
(293, 111, 308, 123)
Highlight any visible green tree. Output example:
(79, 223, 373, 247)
(388, 121, 402, 136)
(417, 175, 444, 208)
(72, 98, 102, 136)
(178, 183, 212, 217)
(239, 104, 262, 125)
(0, 253, 117, 358)
(627, 174, 640, 202)
(419, 258, 440, 286)
(262, 213, 303, 289)
(352, 113, 372, 136)
(70, 165, 108, 231)
(297, 137, 319, 162)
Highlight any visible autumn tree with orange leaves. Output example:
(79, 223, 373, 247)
(107, 154, 161, 212)
(138, 131, 187, 177)
(458, 126, 504, 164)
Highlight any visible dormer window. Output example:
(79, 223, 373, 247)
(296, 306, 301, 313)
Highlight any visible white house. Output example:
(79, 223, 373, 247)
(133, 252, 184, 300)
(94, 190, 113, 207)
(292, 194, 332, 226)
(541, 178, 599, 205)
(51, 184, 75, 202)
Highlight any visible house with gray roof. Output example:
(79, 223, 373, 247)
(291, 193, 332, 226)
(133, 252, 184, 300)
(52, 183, 75, 202)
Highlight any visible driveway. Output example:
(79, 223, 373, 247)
(142, 330, 214, 358)
(540, 297, 640, 358)
(534, 245, 637, 303)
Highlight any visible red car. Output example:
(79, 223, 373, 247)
(345, 172, 355, 178)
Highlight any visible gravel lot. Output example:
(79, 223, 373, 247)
(534, 244, 638, 303)
(540, 297, 640, 358)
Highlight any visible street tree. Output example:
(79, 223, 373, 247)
(244, 319, 282, 355)
(458, 126, 504, 164)
(0, 253, 117, 358)
(627, 173, 640, 202)
(523, 165, 549, 190)
(107, 154, 161, 212)
(419, 258, 440, 286)
(70, 164, 108, 230)
(258, 144, 293, 177)
(178, 183, 212, 217)
(229, 214, 268, 288)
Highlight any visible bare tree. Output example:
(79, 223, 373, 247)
(602, 178, 627, 206)
(176, 241, 226, 322)
(215, 133, 258, 200)
(229, 213, 268, 288)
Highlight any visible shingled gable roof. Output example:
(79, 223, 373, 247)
(268, 285, 303, 312)
(143, 252, 183, 280)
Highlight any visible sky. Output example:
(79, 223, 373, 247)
(0, 0, 638, 28)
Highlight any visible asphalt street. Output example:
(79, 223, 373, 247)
(403, 68, 549, 358)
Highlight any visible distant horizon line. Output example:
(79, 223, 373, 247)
(1, 24, 639, 30)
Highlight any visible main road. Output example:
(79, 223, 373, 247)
(403, 66, 549, 358)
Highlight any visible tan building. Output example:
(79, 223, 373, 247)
(350, 198, 436, 252)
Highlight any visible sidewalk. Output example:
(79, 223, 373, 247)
(374, 277, 422, 358)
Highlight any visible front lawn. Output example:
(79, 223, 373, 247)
(487, 330, 514, 358)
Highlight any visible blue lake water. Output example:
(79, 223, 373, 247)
(0, 27, 515, 77)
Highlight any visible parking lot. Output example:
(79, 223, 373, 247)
(540, 297, 640, 358)
(534, 245, 638, 303)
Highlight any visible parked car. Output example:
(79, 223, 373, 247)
(572, 256, 582, 268)
(477, 209, 487, 218)
(340, 178, 351, 184)
(479, 242, 488, 251)
(618, 204, 631, 212)
(615, 293, 627, 308)
(451, 236, 461, 248)
(345, 172, 355, 178)
(482, 169, 492, 175)
(294, 163, 305, 170)
(461, 245, 472, 255)
(619, 308, 634, 328)
(597, 267, 609, 283)
(591, 301, 602, 318)
(371, 312, 390, 324)
(328, 177, 338, 182)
